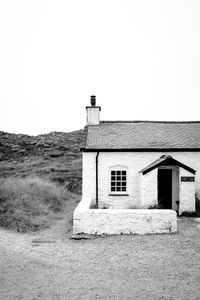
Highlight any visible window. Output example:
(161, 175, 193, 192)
(110, 170, 127, 192)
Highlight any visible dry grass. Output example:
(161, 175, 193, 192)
(0, 177, 68, 232)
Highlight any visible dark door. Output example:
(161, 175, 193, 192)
(158, 169, 172, 209)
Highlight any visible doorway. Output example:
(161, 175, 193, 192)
(158, 169, 172, 209)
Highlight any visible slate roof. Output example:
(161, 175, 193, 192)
(83, 121, 200, 150)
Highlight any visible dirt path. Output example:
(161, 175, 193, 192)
(1, 209, 200, 299)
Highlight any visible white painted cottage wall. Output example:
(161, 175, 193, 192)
(179, 168, 196, 214)
(82, 151, 200, 209)
(140, 169, 158, 208)
(82, 152, 96, 203)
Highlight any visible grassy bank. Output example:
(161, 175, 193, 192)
(0, 177, 68, 232)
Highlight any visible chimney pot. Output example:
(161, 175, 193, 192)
(90, 95, 96, 106)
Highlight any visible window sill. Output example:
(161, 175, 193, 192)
(108, 193, 129, 196)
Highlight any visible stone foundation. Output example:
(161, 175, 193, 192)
(73, 198, 177, 235)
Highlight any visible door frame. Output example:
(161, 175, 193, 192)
(157, 166, 179, 211)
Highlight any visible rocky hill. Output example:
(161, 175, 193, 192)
(0, 130, 85, 193)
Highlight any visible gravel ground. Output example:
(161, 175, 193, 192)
(0, 215, 200, 300)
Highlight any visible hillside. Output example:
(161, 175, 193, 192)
(0, 129, 84, 193)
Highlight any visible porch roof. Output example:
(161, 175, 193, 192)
(140, 155, 196, 175)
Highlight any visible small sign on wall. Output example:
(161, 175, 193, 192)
(181, 176, 195, 182)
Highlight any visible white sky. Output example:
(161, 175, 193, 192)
(1, 0, 200, 135)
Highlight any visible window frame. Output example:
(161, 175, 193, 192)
(108, 166, 128, 195)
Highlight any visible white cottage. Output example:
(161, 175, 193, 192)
(73, 96, 200, 235)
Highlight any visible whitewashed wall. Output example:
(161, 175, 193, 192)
(179, 168, 196, 214)
(82, 152, 96, 202)
(140, 169, 157, 208)
(73, 197, 177, 235)
(82, 151, 200, 210)
(86, 107, 100, 125)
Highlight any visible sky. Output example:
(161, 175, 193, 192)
(1, 0, 200, 135)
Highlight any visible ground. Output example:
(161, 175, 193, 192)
(1, 197, 200, 300)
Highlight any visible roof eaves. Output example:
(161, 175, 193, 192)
(82, 148, 200, 152)
(100, 120, 200, 124)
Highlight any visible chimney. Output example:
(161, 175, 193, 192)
(86, 95, 101, 125)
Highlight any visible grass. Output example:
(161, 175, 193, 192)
(0, 177, 68, 232)
(0, 155, 82, 194)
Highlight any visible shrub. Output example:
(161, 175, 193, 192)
(148, 204, 163, 209)
(0, 177, 68, 232)
(195, 193, 200, 211)
(90, 203, 98, 209)
(65, 178, 82, 194)
(180, 211, 200, 218)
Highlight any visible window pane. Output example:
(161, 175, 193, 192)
(110, 170, 127, 192)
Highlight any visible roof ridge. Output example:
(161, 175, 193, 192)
(100, 120, 200, 124)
